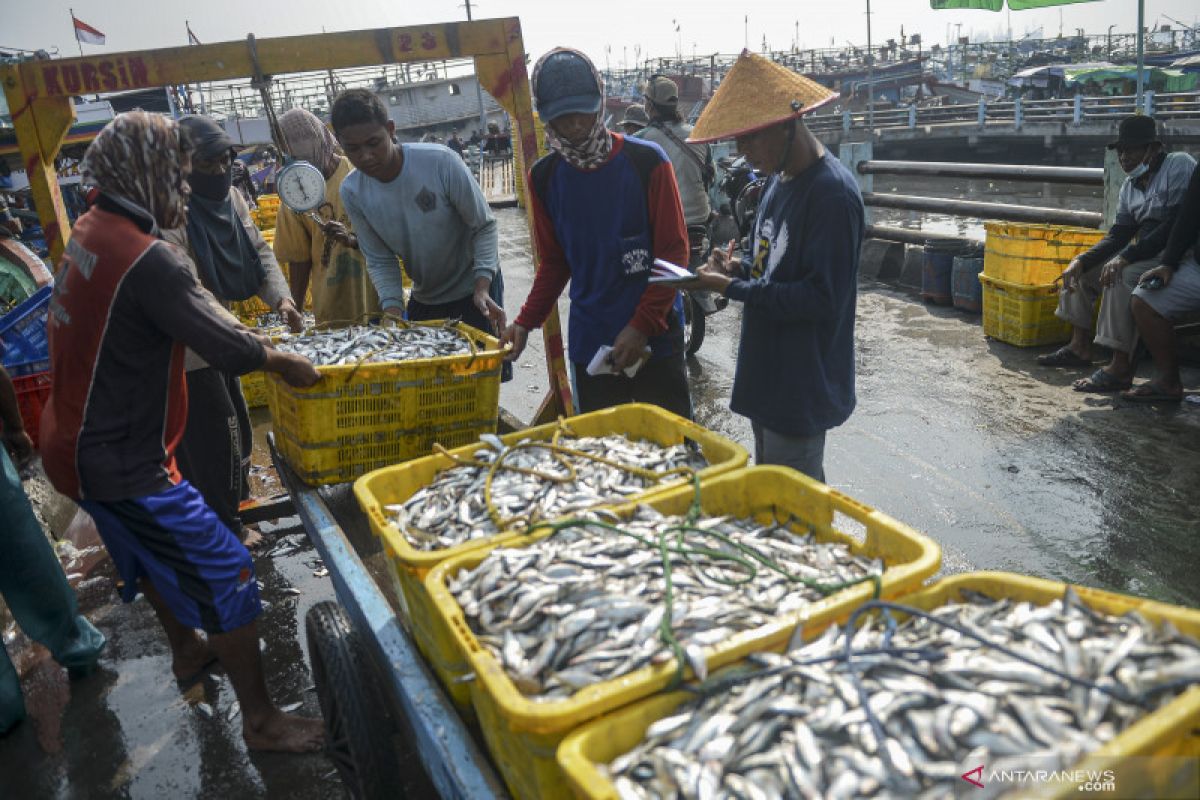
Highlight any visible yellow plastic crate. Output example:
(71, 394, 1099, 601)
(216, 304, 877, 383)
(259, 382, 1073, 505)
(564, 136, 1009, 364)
(267, 321, 502, 486)
(354, 403, 749, 713)
(231, 295, 272, 320)
(984, 222, 1104, 286)
(560, 571, 1200, 800)
(428, 465, 941, 800)
(239, 370, 271, 409)
(980, 273, 1071, 347)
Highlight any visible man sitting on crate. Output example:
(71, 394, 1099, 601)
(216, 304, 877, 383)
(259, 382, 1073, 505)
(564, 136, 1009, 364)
(1037, 115, 1196, 393)
(40, 112, 327, 753)
(1125, 157, 1200, 402)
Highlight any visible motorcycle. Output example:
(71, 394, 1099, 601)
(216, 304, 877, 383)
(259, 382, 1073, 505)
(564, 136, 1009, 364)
(717, 155, 765, 248)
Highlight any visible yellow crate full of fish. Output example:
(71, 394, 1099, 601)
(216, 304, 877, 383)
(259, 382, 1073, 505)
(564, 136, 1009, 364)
(426, 465, 942, 799)
(268, 320, 503, 486)
(353, 404, 749, 713)
(984, 222, 1105, 286)
(980, 273, 1072, 348)
(560, 572, 1200, 800)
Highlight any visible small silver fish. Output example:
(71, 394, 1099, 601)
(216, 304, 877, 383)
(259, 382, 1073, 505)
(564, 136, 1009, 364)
(606, 590, 1200, 798)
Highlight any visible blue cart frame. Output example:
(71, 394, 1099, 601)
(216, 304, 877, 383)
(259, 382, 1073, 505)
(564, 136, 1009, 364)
(271, 437, 507, 799)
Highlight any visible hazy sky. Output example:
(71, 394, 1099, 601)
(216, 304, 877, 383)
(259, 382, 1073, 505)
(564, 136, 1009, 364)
(5, 1, 1198, 72)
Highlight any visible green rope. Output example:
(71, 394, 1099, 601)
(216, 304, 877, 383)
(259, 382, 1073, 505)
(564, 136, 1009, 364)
(521, 487, 884, 690)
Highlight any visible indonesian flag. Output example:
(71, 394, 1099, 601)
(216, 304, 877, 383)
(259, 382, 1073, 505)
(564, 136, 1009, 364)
(73, 16, 106, 46)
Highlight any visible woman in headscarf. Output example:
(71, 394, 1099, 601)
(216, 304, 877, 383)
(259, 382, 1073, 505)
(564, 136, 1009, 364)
(163, 114, 299, 546)
(41, 111, 324, 752)
(273, 107, 381, 328)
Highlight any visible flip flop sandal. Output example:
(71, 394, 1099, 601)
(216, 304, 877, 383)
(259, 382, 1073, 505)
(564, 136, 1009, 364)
(1072, 369, 1132, 393)
(1037, 346, 1092, 368)
(1122, 383, 1183, 403)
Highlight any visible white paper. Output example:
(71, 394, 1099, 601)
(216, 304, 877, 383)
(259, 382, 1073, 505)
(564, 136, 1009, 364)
(586, 345, 646, 378)
(648, 258, 696, 285)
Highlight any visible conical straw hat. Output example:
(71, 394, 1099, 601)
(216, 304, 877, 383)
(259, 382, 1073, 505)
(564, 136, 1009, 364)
(688, 51, 838, 144)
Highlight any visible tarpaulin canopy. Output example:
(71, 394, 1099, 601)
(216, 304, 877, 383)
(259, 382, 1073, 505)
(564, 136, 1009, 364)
(930, 0, 1099, 9)
(1006, 62, 1198, 93)
(1065, 66, 1198, 92)
(933, 0, 1151, 106)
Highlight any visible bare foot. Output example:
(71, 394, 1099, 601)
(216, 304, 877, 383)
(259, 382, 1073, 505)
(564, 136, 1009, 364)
(240, 527, 266, 550)
(243, 709, 326, 753)
(172, 634, 218, 684)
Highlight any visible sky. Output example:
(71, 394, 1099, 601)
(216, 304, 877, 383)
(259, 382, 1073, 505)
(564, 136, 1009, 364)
(4, 0, 1198, 72)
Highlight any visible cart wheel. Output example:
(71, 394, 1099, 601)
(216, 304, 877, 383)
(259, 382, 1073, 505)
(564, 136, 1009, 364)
(306, 601, 399, 800)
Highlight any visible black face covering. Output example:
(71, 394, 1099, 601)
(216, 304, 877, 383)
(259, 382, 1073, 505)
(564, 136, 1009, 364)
(188, 168, 234, 201)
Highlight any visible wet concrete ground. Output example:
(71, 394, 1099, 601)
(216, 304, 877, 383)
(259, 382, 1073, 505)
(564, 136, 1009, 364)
(3, 204, 1198, 797)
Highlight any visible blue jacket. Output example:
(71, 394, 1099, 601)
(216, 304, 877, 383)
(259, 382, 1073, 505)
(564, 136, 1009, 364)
(516, 135, 690, 365)
(725, 152, 864, 436)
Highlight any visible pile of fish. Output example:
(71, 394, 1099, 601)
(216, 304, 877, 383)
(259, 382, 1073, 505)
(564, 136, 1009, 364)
(448, 505, 883, 699)
(273, 323, 473, 366)
(389, 433, 708, 551)
(253, 310, 315, 329)
(606, 589, 1200, 799)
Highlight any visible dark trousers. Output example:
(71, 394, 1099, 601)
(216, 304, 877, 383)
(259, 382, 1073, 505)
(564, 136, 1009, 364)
(176, 368, 251, 536)
(571, 311, 693, 419)
(407, 271, 512, 382)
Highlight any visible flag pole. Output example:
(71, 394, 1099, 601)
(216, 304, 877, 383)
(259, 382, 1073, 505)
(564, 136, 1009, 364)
(70, 8, 84, 58)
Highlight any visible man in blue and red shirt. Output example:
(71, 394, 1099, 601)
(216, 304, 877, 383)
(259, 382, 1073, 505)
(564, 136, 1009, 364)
(41, 112, 325, 753)
(502, 47, 692, 419)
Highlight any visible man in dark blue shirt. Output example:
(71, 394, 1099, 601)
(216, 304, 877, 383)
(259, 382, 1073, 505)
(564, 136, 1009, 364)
(678, 51, 863, 482)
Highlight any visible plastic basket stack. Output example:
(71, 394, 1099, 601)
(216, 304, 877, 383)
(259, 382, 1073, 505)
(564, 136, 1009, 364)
(0, 286, 54, 447)
(340, 402, 1200, 800)
(981, 222, 1104, 347)
(251, 194, 280, 230)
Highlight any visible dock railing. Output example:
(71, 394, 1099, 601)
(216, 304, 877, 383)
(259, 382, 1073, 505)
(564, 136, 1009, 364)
(838, 143, 1113, 247)
(810, 92, 1200, 135)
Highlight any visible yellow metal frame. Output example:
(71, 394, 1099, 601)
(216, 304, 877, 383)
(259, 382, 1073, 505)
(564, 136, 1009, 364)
(0, 18, 571, 417)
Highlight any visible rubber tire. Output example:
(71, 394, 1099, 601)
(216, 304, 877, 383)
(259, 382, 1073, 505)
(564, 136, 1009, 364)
(735, 178, 765, 239)
(682, 293, 706, 357)
(306, 601, 400, 800)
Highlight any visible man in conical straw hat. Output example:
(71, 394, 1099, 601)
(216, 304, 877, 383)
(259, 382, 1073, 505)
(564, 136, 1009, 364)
(676, 51, 865, 482)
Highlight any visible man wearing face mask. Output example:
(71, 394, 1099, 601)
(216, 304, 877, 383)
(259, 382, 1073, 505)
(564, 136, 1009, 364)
(1038, 115, 1196, 393)
(163, 115, 299, 546)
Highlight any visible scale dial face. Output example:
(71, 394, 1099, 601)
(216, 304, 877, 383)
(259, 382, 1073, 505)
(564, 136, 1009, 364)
(276, 161, 326, 212)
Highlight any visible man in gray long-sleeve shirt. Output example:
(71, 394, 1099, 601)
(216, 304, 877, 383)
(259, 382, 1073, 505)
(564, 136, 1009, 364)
(330, 89, 505, 334)
(1038, 115, 1195, 393)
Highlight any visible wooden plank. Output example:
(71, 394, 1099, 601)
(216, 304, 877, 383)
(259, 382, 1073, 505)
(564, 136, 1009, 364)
(1, 66, 73, 262)
(14, 21, 515, 98)
(476, 24, 571, 418)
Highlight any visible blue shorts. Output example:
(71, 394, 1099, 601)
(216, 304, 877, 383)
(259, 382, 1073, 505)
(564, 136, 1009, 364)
(82, 481, 261, 634)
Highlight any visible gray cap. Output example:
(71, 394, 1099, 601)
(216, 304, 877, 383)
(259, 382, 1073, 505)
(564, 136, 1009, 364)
(621, 104, 650, 128)
(533, 50, 602, 121)
(644, 75, 679, 107)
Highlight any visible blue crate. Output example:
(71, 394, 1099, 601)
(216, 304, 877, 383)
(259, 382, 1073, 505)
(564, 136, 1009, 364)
(0, 285, 52, 371)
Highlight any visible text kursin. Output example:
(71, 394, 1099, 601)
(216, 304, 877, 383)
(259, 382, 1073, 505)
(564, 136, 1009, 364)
(41, 57, 151, 96)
